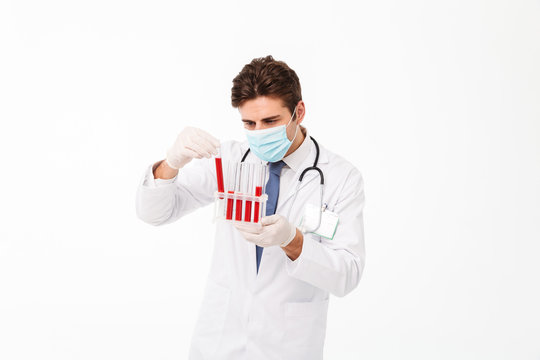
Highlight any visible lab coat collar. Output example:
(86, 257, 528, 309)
(281, 126, 311, 173)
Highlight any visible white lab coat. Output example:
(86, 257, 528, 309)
(135, 136, 365, 360)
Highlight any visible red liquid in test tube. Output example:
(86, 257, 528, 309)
(215, 157, 224, 193)
(226, 191, 234, 220)
(244, 201, 252, 222)
(235, 198, 243, 220)
(253, 186, 262, 223)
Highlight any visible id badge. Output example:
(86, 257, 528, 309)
(299, 203, 339, 240)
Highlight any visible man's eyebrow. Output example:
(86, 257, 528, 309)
(242, 115, 281, 122)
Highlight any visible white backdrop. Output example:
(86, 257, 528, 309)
(1, 0, 539, 359)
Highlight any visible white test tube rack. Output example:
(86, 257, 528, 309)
(214, 160, 268, 224)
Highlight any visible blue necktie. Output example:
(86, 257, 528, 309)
(256, 160, 286, 273)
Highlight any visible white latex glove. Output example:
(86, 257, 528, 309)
(165, 127, 220, 170)
(233, 214, 297, 248)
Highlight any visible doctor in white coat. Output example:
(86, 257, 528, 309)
(136, 55, 365, 360)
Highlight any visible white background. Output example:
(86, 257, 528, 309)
(1, 0, 539, 359)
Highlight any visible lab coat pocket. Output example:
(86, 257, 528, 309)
(191, 279, 231, 359)
(283, 299, 329, 359)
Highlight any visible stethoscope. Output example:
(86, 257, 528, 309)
(240, 136, 326, 233)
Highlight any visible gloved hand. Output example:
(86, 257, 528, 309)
(165, 127, 220, 170)
(233, 214, 297, 248)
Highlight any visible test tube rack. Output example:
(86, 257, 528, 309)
(213, 158, 268, 224)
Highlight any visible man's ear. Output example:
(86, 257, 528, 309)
(296, 102, 306, 125)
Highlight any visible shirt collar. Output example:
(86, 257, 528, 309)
(282, 126, 311, 172)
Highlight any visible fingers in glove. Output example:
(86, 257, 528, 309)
(195, 128, 220, 149)
(233, 222, 263, 234)
(195, 135, 220, 156)
(181, 147, 203, 159)
(185, 141, 213, 158)
(242, 232, 268, 246)
(260, 214, 282, 226)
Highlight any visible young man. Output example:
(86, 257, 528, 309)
(136, 55, 365, 360)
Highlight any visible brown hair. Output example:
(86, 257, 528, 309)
(231, 55, 302, 119)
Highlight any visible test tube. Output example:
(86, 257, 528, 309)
(243, 163, 253, 222)
(235, 162, 243, 221)
(261, 163, 267, 219)
(214, 147, 224, 193)
(253, 163, 265, 223)
(214, 148, 225, 218)
(225, 161, 236, 220)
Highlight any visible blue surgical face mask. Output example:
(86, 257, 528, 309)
(245, 106, 299, 163)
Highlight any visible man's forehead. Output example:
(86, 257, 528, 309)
(240, 96, 287, 110)
(239, 101, 288, 121)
